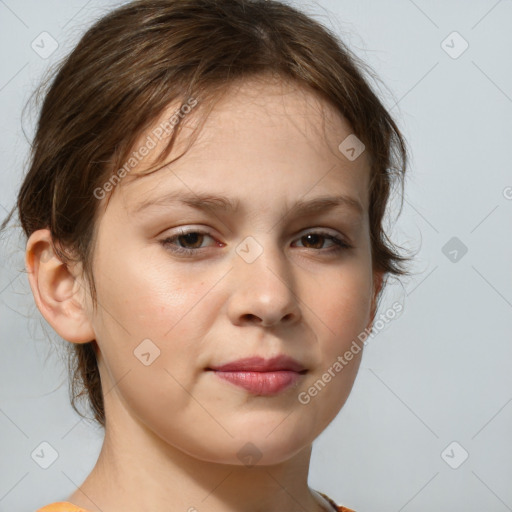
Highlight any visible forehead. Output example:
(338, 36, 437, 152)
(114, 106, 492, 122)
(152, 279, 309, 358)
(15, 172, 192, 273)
(112, 75, 371, 213)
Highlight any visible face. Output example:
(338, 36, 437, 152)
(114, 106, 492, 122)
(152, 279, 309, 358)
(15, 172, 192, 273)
(85, 75, 379, 465)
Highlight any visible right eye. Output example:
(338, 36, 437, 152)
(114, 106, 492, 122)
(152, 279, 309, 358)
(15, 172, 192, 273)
(159, 229, 220, 256)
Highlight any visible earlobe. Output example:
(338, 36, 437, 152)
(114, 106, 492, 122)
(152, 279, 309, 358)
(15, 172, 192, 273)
(25, 228, 95, 344)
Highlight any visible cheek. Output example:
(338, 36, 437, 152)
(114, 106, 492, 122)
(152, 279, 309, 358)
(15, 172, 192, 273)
(302, 262, 372, 411)
(95, 249, 211, 334)
(310, 263, 374, 344)
(90, 251, 223, 401)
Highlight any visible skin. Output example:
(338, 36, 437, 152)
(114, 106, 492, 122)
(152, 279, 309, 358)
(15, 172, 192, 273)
(26, 74, 383, 512)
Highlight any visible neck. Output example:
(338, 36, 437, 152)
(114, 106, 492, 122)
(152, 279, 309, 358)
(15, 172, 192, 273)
(68, 397, 329, 512)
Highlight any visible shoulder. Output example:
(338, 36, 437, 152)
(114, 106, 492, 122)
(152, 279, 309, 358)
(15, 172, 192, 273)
(316, 491, 357, 512)
(37, 498, 357, 512)
(36, 502, 92, 512)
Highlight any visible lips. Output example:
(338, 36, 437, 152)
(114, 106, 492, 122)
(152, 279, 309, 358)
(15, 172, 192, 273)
(206, 355, 307, 395)
(207, 354, 307, 373)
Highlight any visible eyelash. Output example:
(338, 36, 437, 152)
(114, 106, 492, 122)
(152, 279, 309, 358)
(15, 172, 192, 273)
(159, 228, 353, 257)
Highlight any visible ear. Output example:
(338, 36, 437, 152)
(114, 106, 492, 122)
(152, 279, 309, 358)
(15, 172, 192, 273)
(366, 271, 384, 332)
(25, 228, 95, 344)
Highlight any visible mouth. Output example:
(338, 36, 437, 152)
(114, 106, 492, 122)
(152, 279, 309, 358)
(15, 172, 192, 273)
(206, 354, 307, 373)
(206, 355, 308, 396)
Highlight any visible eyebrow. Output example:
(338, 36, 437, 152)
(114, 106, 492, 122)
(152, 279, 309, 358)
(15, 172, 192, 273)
(133, 191, 364, 218)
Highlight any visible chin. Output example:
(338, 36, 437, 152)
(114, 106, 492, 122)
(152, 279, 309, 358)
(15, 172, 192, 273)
(171, 430, 311, 468)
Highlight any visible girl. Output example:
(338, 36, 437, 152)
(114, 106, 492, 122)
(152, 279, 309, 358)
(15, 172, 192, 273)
(2, 0, 410, 510)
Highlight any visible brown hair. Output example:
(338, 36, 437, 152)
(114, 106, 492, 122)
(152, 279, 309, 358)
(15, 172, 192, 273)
(1, 0, 412, 428)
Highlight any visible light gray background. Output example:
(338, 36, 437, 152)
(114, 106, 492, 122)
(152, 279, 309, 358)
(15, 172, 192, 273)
(1, 1, 511, 511)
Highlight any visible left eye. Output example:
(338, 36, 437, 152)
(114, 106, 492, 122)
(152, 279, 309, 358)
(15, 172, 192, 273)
(293, 232, 351, 251)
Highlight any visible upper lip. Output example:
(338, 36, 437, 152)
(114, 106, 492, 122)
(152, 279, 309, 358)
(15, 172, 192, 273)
(207, 355, 307, 373)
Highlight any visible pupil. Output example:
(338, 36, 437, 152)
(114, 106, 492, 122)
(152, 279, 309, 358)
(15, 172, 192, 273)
(304, 234, 322, 248)
(179, 233, 202, 248)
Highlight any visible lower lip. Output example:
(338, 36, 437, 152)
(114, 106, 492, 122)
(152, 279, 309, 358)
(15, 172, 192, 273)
(210, 370, 304, 395)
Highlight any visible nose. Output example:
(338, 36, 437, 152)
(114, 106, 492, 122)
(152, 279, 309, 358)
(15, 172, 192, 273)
(226, 241, 302, 328)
